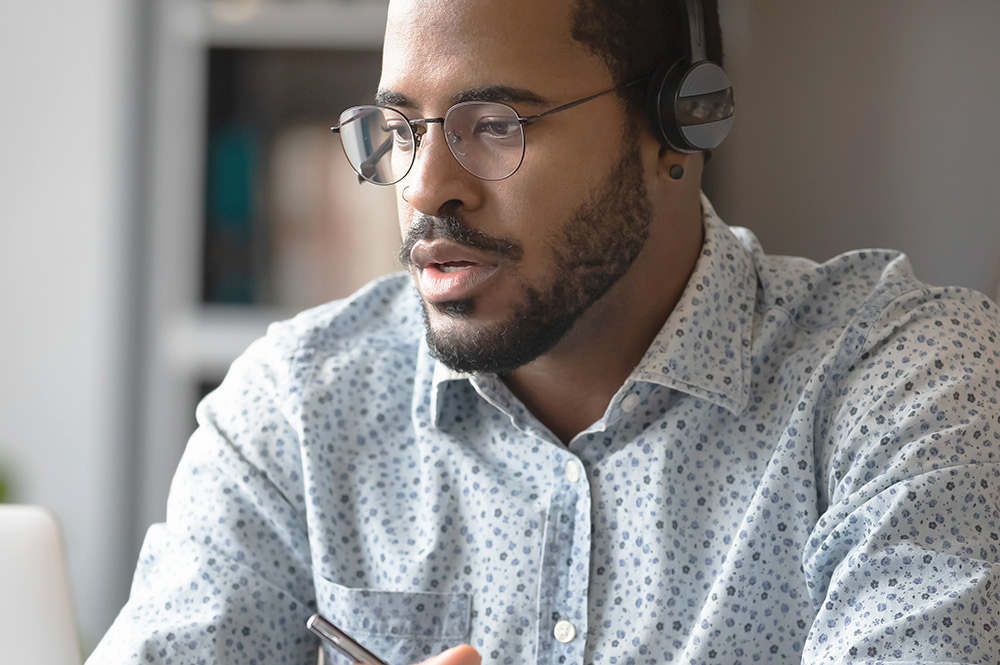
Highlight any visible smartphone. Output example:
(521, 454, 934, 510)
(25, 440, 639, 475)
(306, 613, 390, 665)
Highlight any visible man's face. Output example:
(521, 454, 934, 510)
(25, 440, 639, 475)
(381, 0, 655, 374)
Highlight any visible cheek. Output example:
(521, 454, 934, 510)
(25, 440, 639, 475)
(395, 197, 410, 240)
(492, 147, 606, 240)
(492, 177, 568, 238)
(487, 176, 579, 282)
(505, 122, 623, 222)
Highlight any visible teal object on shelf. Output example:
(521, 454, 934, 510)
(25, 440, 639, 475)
(206, 123, 259, 236)
(204, 123, 261, 304)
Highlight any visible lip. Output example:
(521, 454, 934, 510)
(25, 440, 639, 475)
(410, 239, 502, 303)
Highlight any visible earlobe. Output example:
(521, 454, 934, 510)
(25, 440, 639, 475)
(655, 144, 690, 182)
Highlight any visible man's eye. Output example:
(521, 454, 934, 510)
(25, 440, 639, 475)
(474, 117, 520, 139)
(385, 123, 411, 143)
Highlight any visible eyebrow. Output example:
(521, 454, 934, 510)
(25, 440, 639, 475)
(374, 85, 549, 112)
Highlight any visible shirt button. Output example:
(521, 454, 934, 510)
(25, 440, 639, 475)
(621, 393, 640, 413)
(566, 460, 581, 483)
(553, 620, 577, 643)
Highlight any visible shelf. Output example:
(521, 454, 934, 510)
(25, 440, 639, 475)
(200, 46, 395, 309)
(161, 305, 292, 377)
(171, 0, 389, 49)
(136, 0, 396, 540)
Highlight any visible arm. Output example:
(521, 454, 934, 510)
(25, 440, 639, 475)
(88, 322, 318, 664)
(802, 287, 1000, 663)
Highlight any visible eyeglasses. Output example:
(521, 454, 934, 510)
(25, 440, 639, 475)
(331, 79, 645, 186)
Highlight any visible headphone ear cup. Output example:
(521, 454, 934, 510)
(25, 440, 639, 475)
(648, 59, 735, 153)
(647, 59, 690, 151)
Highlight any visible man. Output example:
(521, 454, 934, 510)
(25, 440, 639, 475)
(90, 0, 1000, 663)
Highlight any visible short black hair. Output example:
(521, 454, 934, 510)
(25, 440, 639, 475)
(570, 0, 724, 115)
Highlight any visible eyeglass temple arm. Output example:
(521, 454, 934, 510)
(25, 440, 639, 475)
(519, 77, 647, 126)
(332, 124, 394, 184)
(360, 137, 393, 177)
(353, 119, 443, 184)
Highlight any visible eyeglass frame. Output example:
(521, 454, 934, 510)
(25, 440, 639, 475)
(331, 77, 647, 185)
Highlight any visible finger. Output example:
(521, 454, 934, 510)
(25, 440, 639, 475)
(417, 644, 481, 665)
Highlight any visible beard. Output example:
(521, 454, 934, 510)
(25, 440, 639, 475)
(400, 131, 653, 375)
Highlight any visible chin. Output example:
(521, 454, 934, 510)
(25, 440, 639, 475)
(420, 293, 577, 376)
(430, 298, 475, 318)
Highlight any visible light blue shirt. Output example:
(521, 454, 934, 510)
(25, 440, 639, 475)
(90, 198, 1000, 664)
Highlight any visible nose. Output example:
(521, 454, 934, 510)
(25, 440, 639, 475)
(400, 123, 484, 216)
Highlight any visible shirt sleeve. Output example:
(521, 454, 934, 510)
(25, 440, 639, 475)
(802, 286, 1000, 663)
(86, 321, 319, 665)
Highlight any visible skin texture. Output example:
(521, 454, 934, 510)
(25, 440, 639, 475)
(399, 128, 652, 376)
(382, 0, 705, 442)
(420, 644, 482, 665)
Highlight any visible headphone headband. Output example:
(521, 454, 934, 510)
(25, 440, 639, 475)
(647, 0, 734, 152)
(684, 0, 707, 63)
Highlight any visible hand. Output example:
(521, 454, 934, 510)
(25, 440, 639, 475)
(319, 644, 481, 665)
(418, 645, 481, 665)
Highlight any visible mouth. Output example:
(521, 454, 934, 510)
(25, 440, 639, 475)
(411, 242, 502, 304)
(438, 261, 475, 273)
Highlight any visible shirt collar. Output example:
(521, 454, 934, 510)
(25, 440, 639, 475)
(429, 193, 757, 421)
(429, 355, 526, 430)
(630, 193, 756, 414)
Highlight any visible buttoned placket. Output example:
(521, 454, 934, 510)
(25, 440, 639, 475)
(535, 445, 591, 665)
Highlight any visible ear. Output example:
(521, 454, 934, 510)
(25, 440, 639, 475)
(655, 145, 702, 184)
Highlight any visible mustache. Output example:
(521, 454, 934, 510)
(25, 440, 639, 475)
(399, 213, 523, 266)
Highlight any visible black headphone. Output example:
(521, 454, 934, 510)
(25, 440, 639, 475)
(647, 0, 735, 152)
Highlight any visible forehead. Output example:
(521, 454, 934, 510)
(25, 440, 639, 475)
(381, 0, 610, 106)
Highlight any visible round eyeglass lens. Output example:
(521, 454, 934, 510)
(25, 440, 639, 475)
(337, 106, 415, 185)
(444, 102, 525, 180)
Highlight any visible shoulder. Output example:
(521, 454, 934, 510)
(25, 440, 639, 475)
(728, 226, 999, 342)
(193, 272, 424, 467)
(269, 272, 424, 356)
(731, 226, 920, 331)
(225, 272, 424, 395)
(262, 272, 422, 357)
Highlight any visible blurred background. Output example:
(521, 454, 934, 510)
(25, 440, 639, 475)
(1, 0, 998, 655)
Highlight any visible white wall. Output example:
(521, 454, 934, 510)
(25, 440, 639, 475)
(709, 0, 1000, 295)
(0, 0, 135, 651)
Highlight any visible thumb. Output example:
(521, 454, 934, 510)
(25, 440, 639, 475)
(417, 644, 481, 665)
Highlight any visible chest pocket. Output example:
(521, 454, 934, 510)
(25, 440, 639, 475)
(314, 576, 472, 665)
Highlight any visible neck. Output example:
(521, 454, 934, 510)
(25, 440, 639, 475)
(501, 322, 653, 443)
(503, 195, 704, 444)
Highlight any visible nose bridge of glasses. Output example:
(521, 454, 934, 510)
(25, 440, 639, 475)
(409, 117, 445, 146)
(406, 115, 472, 186)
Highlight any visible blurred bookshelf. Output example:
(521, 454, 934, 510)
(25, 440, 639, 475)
(137, 0, 399, 542)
